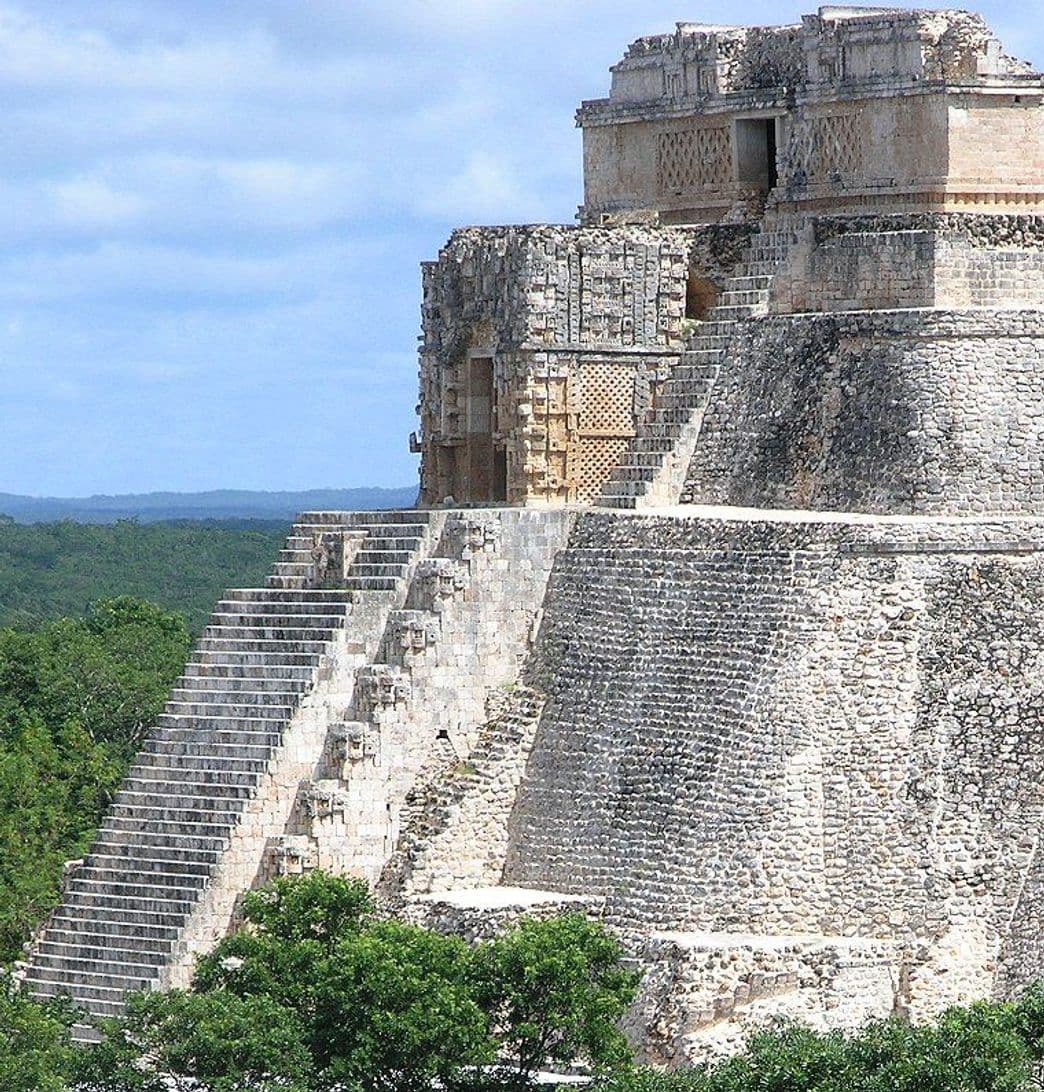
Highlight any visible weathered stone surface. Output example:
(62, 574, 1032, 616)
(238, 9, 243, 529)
(25, 4, 1044, 1070)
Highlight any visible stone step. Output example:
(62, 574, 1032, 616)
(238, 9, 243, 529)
(341, 576, 400, 591)
(141, 739, 274, 763)
(721, 274, 773, 288)
(109, 794, 245, 821)
(202, 622, 337, 641)
(93, 827, 229, 853)
(155, 711, 291, 730)
(25, 963, 156, 993)
(208, 610, 348, 628)
(162, 699, 293, 720)
(84, 850, 217, 878)
(353, 550, 414, 565)
(32, 943, 169, 972)
(44, 916, 181, 945)
(296, 509, 429, 525)
(190, 649, 324, 668)
(126, 759, 268, 785)
(65, 876, 203, 904)
(181, 661, 316, 681)
(222, 588, 354, 604)
(56, 892, 192, 925)
(171, 676, 310, 695)
(24, 977, 145, 1012)
(598, 494, 640, 510)
(213, 597, 350, 616)
(355, 536, 429, 552)
(150, 716, 283, 736)
(101, 814, 235, 839)
(195, 637, 330, 655)
(88, 841, 224, 868)
(599, 479, 648, 498)
(717, 288, 768, 306)
(349, 563, 410, 579)
(117, 777, 256, 801)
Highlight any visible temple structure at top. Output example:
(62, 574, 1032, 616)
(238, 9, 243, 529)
(578, 6, 1044, 225)
(415, 7, 1044, 510)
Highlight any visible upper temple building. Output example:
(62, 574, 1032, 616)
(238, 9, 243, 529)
(416, 6, 1044, 512)
(578, 6, 1044, 224)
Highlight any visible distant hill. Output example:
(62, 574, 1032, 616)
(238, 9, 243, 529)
(0, 520, 297, 631)
(0, 487, 417, 524)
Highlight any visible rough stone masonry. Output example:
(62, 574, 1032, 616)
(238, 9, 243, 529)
(22, 2, 1044, 1069)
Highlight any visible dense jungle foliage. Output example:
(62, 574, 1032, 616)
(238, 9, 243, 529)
(0, 597, 191, 964)
(0, 518, 288, 631)
(2, 873, 640, 1091)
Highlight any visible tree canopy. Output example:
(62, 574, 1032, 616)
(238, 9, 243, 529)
(80, 872, 638, 1092)
(0, 597, 191, 964)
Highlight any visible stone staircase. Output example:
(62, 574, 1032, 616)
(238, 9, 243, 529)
(597, 229, 797, 509)
(20, 509, 437, 1027)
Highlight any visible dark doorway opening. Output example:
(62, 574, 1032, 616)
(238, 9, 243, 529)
(686, 273, 720, 321)
(492, 447, 507, 502)
(463, 355, 507, 503)
(736, 118, 779, 193)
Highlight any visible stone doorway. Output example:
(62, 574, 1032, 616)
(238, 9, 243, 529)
(735, 117, 779, 193)
(464, 355, 506, 503)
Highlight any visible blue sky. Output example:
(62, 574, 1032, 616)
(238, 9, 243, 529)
(0, 1, 1039, 496)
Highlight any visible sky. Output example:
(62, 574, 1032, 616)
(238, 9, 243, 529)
(0, 1, 1040, 497)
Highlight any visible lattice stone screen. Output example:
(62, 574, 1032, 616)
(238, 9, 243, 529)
(791, 114, 865, 181)
(658, 126, 733, 195)
(574, 362, 638, 502)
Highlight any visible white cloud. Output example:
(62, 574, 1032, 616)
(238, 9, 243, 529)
(47, 176, 148, 228)
(414, 151, 556, 224)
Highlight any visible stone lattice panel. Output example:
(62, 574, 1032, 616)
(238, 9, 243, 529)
(575, 361, 637, 502)
(790, 114, 864, 182)
(576, 437, 631, 502)
(577, 361, 636, 436)
(658, 126, 732, 195)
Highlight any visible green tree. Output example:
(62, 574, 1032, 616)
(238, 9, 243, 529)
(193, 872, 494, 1091)
(0, 597, 191, 964)
(0, 518, 288, 633)
(0, 981, 77, 1092)
(21, 597, 191, 753)
(77, 990, 311, 1092)
(0, 715, 124, 962)
(475, 913, 639, 1085)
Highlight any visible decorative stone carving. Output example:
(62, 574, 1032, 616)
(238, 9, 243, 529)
(310, 529, 367, 587)
(329, 720, 379, 775)
(391, 611, 439, 654)
(356, 665, 411, 710)
(267, 835, 317, 878)
(450, 514, 502, 560)
(303, 780, 352, 821)
(417, 558, 469, 611)
(310, 532, 340, 587)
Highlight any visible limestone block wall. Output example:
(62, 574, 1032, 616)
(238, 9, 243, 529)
(287, 509, 574, 887)
(500, 511, 1044, 1020)
(681, 309, 1044, 515)
(770, 215, 1044, 313)
(578, 10, 1043, 224)
(628, 933, 900, 1066)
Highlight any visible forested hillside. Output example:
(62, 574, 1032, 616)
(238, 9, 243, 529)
(0, 519, 288, 632)
(0, 598, 192, 964)
(0, 486, 415, 523)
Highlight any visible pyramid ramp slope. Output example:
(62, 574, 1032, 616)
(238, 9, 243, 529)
(20, 509, 439, 1024)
